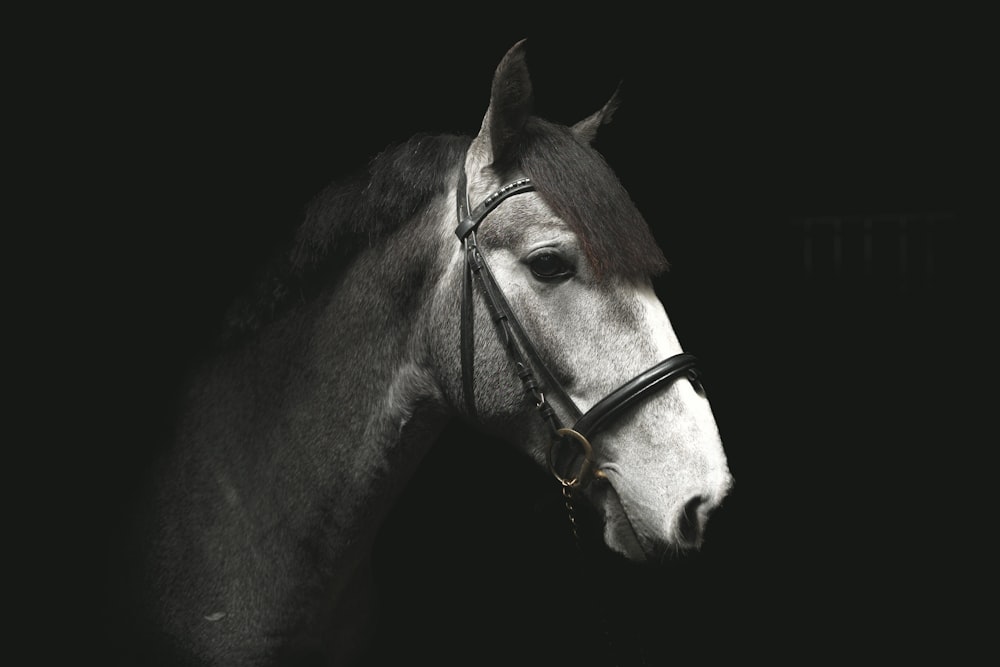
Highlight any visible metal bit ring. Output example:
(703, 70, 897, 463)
(548, 428, 595, 488)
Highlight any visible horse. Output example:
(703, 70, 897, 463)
(118, 39, 732, 666)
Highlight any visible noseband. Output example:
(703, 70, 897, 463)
(456, 169, 701, 488)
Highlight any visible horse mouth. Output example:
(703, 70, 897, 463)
(591, 468, 711, 562)
(590, 471, 656, 562)
(602, 505, 649, 561)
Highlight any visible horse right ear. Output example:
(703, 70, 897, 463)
(571, 82, 623, 144)
(468, 39, 533, 173)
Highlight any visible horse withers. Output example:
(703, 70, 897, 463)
(121, 39, 731, 665)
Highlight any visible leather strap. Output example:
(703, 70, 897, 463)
(571, 353, 700, 439)
(468, 238, 582, 426)
(457, 169, 479, 420)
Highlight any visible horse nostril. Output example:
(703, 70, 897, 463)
(678, 495, 707, 545)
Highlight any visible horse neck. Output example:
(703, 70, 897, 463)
(156, 200, 456, 581)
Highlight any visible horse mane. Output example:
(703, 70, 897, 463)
(221, 115, 666, 343)
(221, 133, 471, 341)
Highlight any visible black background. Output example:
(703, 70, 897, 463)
(21, 9, 992, 665)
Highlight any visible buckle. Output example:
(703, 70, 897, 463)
(548, 428, 604, 488)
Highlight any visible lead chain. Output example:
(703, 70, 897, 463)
(560, 482, 626, 666)
(561, 483, 581, 548)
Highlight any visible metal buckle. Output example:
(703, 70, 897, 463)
(548, 428, 598, 488)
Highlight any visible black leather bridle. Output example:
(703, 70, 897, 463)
(456, 169, 702, 488)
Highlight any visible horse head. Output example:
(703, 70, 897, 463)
(436, 40, 732, 561)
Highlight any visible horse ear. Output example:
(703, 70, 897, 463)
(571, 81, 623, 144)
(471, 39, 533, 170)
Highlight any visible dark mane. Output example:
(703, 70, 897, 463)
(516, 116, 668, 280)
(222, 133, 471, 340)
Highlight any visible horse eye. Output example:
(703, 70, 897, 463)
(529, 252, 573, 281)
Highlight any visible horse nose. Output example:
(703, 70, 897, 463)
(643, 489, 727, 558)
(636, 493, 720, 560)
(676, 495, 709, 546)
(671, 466, 732, 550)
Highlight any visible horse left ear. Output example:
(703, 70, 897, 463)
(469, 39, 533, 171)
(571, 82, 623, 144)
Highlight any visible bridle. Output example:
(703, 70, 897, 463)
(456, 168, 702, 489)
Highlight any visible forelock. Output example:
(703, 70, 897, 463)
(513, 116, 667, 280)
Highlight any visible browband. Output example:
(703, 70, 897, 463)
(456, 177, 536, 240)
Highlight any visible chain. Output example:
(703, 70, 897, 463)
(558, 481, 648, 667)
(561, 483, 582, 547)
(559, 482, 618, 666)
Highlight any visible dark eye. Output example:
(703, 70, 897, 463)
(529, 252, 573, 281)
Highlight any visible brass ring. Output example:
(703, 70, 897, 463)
(548, 428, 594, 488)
